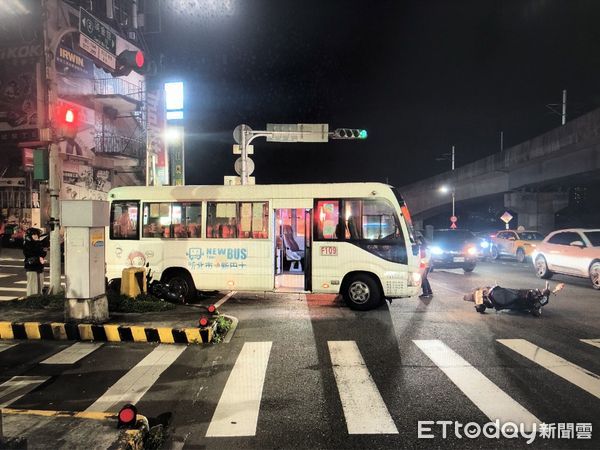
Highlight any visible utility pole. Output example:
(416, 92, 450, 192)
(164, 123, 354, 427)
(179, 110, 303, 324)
(42, 0, 77, 293)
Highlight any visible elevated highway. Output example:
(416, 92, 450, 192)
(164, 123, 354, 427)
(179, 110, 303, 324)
(400, 107, 600, 232)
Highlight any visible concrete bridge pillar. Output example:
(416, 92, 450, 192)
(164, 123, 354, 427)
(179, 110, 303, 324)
(504, 191, 569, 233)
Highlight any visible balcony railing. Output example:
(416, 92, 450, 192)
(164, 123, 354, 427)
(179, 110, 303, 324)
(95, 134, 145, 159)
(94, 78, 144, 103)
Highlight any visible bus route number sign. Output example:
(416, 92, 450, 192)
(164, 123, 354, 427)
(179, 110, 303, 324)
(320, 246, 337, 256)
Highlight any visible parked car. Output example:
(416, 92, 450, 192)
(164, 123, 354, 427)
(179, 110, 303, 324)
(490, 229, 544, 263)
(532, 228, 600, 289)
(429, 229, 478, 273)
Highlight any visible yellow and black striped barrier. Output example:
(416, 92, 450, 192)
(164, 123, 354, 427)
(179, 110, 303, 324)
(0, 321, 214, 344)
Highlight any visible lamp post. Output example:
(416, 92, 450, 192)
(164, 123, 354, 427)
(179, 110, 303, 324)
(438, 146, 456, 223)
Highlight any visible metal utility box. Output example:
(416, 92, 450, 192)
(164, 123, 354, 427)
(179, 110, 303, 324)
(61, 200, 110, 322)
(61, 200, 109, 228)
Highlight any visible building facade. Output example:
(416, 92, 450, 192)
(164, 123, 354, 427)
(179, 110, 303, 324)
(0, 0, 151, 233)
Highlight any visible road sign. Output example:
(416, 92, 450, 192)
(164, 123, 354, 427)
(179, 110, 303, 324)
(450, 215, 457, 223)
(450, 222, 457, 229)
(266, 123, 329, 142)
(233, 144, 253, 155)
(234, 157, 255, 176)
(500, 211, 513, 224)
(79, 8, 116, 69)
(233, 124, 252, 144)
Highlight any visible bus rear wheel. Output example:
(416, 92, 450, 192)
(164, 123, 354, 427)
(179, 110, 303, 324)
(164, 271, 197, 302)
(343, 274, 382, 311)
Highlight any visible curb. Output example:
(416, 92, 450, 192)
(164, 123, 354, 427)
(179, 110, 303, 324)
(0, 321, 215, 344)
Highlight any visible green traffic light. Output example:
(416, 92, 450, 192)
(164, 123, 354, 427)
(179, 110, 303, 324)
(359, 129, 368, 139)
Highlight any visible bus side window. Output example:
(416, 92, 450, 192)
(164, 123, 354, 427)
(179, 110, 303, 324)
(111, 201, 139, 239)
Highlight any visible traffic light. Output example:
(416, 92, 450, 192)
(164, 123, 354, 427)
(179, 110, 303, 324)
(114, 49, 147, 76)
(55, 104, 79, 139)
(332, 128, 368, 139)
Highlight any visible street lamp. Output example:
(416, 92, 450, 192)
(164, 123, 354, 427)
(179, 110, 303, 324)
(437, 145, 456, 225)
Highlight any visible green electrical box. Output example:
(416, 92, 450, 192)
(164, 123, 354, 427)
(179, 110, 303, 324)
(33, 148, 49, 181)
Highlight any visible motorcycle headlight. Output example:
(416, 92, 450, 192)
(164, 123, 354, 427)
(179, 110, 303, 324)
(430, 246, 443, 255)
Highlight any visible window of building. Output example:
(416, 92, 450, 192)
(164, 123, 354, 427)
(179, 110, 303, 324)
(110, 200, 139, 239)
(207, 201, 268, 239)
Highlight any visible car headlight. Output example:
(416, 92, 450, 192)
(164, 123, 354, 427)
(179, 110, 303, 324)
(479, 241, 489, 249)
(467, 246, 477, 255)
(430, 246, 443, 255)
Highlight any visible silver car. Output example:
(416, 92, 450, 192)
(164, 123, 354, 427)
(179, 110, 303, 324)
(532, 228, 600, 290)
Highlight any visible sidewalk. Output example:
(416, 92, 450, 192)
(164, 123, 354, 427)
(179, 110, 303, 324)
(0, 245, 226, 344)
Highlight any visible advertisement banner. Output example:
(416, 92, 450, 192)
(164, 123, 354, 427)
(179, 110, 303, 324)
(147, 89, 168, 185)
(0, 44, 41, 143)
(56, 45, 94, 96)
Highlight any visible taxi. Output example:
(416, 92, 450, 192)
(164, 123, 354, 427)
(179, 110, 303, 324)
(490, 227, 544, 263)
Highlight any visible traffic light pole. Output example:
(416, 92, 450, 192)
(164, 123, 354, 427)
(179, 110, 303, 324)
(42, 0, 77, 293)
(235, 124, 366, 185)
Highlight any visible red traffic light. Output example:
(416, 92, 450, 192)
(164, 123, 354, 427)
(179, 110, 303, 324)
(115, 49, 147, 75)
(135, 50, 144, 68)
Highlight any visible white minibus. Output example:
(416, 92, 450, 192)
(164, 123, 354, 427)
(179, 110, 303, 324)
(106, 182, 421, 310)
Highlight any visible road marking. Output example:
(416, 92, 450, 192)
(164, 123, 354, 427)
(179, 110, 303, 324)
(0, 287, 27, 292)
(0, 274, 16, 278)
(0, 376, 50, 408)
(0, 296, 17, 301)
(214, 291, 237, 308)
(206, 341, 272, 437)
(41, 342, 104, 365)
(581, 339, 600, 349)
(498, 339, 600, 399)
(0, 264, 24, 268)
(0, 257, 22, 262)
(414, 340, 540, 430)
(329, 341, 398, 434)
(0, 343, 16, 353)
(85, 344, 186, 412)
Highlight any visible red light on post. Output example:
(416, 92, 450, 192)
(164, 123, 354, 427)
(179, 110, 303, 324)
(135, 50, 144, 68)
(199, 317, 209, 327)
(65, 108, 75, 124)
(207, 304, 217, 314)
(117, 403, 137, 428)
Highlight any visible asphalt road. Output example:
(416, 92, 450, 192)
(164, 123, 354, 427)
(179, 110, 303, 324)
(1, 253, 599, 449)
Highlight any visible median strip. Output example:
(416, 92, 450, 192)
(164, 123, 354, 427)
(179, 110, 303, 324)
(0, 321, 215, 344)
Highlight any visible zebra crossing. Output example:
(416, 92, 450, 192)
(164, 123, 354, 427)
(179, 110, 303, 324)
(0, 336, 598, 439)
(0, 256, 66, 300)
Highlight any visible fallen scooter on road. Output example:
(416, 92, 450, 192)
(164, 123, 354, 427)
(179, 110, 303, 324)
(463, 281, 565, 317)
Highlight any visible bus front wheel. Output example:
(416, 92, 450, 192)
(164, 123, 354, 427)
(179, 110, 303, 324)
(343, 274, 382, 311)
(164, 271, 197, 302)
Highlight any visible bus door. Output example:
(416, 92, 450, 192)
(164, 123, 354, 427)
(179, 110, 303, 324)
(273, 206, 310, 291)
(303, 208, 312, 291)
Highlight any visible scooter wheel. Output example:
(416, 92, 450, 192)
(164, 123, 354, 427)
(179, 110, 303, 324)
(531, 303, 542, 317)
(475, 304, 486, 314)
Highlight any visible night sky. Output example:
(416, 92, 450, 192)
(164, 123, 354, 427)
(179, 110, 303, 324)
(147, 0, 600, 188)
